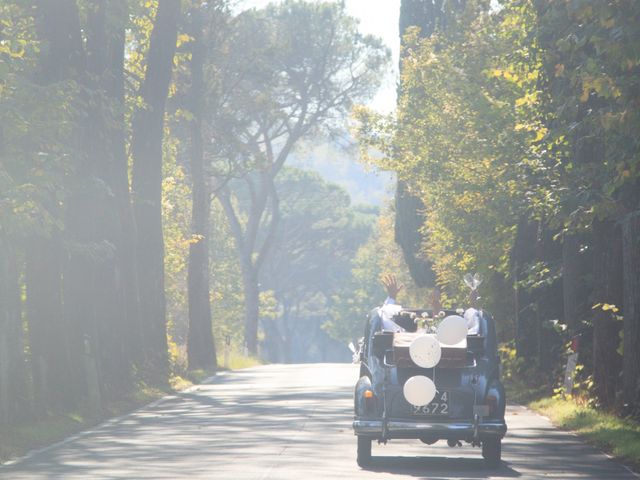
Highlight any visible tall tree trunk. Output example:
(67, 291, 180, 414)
(394, 1, 440, 290)
(591, 220, 623, 408)
(511, 218, 539, 358)
(282, 300, 292, 364)
(131, 0, 181, 377)
(34, 0, 92, 410)
(103, 0, 144, 370)
(216, 173, 280, 356)
(187, 4, 216, 370)
(25, 235, 71, 414)
(394, 182, 435, 288)
(81, 0, 145, 399)
(217, 188, 266, 355)
(622, 212, 640, 413)
(394, 0, 468, 290)
(0, 238, 29, 423)
(241, 261, 260, 355)
(63, 169, 104, 415)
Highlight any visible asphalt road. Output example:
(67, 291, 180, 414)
(1, 363, 637, 479)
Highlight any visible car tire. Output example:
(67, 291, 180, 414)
(357, 436, 372, 467)
(482, 438, 501, 468)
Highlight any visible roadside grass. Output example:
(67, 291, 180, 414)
(0, 414, 85, 463)
(219, 351, 262, 370)
(0, 352, 263, 464)
(530, 396, 640, 469)
(0, 382, 167, 464)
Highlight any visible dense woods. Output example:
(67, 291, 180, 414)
(0, 0, 388, 427)
(1, 0, 639, 449)
(357, 0, 640, 415)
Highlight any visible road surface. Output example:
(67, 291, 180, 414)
(1, 363, 637, 479)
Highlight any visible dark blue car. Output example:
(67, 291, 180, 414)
(352, 306, 507, 468)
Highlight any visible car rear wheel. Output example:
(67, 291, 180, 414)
(482, 438, 501, 468)
(357, 436, 372, 467)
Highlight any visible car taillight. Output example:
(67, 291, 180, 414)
(363, 389, 375, 414)
(487, 394, 498, 416)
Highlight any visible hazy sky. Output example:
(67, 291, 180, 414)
(240, 0, 400, 113)
(343, 0, 400, 112)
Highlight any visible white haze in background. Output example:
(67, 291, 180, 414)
(342, 0, 399, 113)
(238, 0, 400, 205)
(290, 141, 395, 207)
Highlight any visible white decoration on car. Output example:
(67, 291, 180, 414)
(464, 308, 480, 335)
(437, 315, 468, 345)
(403, 375, 436, 407)
(409, 334, 441, 368)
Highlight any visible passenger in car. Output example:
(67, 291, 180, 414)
(377, 274, 479, 334)
(378, 274, 442, 327)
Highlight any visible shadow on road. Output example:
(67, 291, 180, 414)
(361, 456, 521, 479)
(4, 365, 635, 479)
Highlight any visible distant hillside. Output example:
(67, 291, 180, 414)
(290, 140, 395, 207)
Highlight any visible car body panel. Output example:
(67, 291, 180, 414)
(353, 307, 507, 444)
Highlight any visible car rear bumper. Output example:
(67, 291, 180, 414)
(353, 419, 507, 439)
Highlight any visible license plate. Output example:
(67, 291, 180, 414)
(411, 391, 449, 416)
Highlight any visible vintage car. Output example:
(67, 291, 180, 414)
(352, 300, 507, 468)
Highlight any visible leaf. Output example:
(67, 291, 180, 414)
(176, 33, 193, 48)
(534, 128, 548, 142)
(580, 86, 590, 103)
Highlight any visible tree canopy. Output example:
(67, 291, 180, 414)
(358, 0, 640, 411)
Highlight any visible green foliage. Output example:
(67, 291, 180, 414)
(536, 0, 640, 229)
(234, 167, 380, 358)
(209, 200, 247, 353)
(324, 229, 385, 343)
(0, 2, 75, 242)
(0, 377, 166, 463)
(356, 0, 543, 307)
(162, 152, 192, 348)
(263, 167, 370, 299)
(0, 414, 84, 463)
(552, 363, 597, 409)
(325, 206, 430, 343)
(355, 0, 640, 387)
(223, 351, 262, 370)
(499, 342, 551, 404)
(206, 0, 390, 178)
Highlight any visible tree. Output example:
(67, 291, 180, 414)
(209, 0, 389, 354)
(622, 213, 640, 413)
(1, 0, 72, 418)
(32, 0, 99, 411)
(356, 1, 534, 307)
(79, 0, 142, 401)
(326, 206, 427, 345)
(535, 0, 640, 407)
(258, 168, 374, 361)
(357, 0, 640, 410)
(131, 0, 181, 376)
(185, 1, 218, 370)
(393, 0, 466, 290)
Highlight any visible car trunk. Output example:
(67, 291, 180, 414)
(385, 331, 488, 421)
